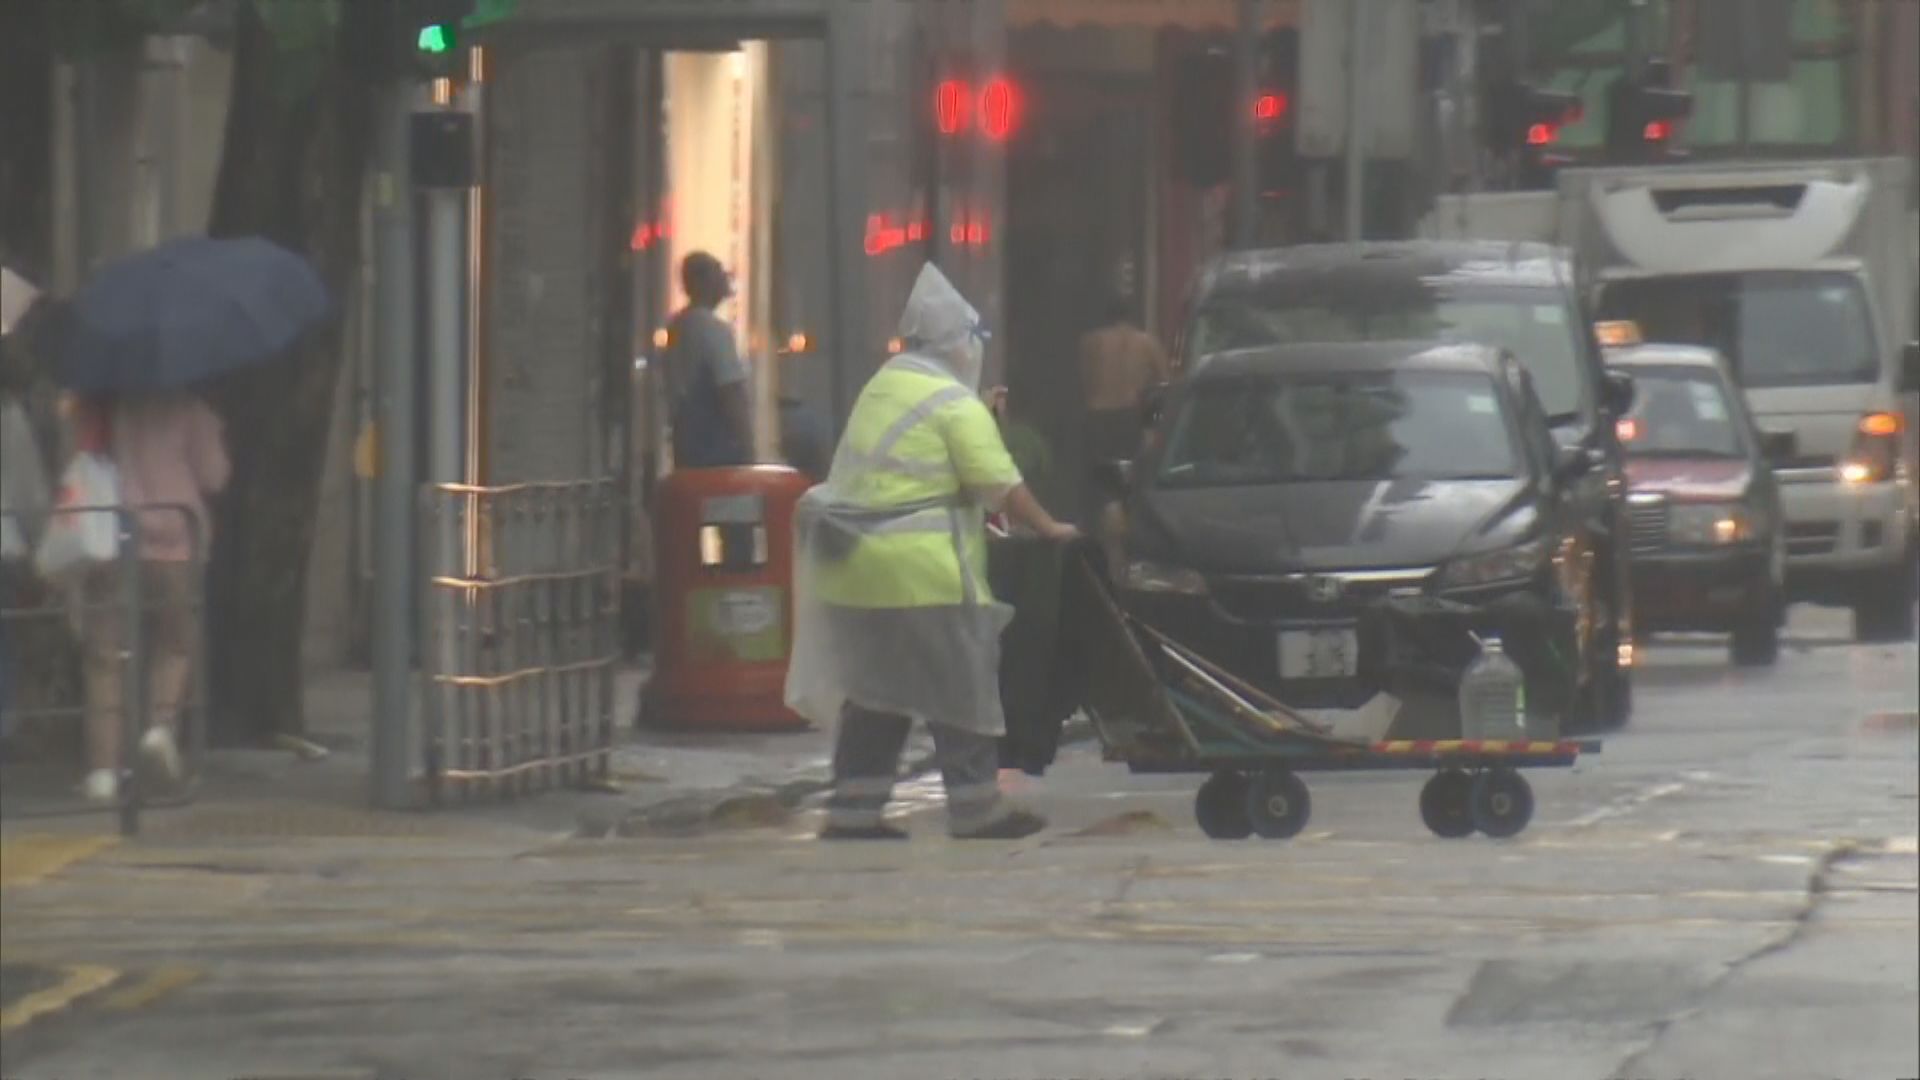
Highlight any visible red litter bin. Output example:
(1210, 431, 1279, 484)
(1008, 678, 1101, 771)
(643, 465, 813, 731)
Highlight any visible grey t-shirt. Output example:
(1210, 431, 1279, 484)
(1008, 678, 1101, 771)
(663, 306, 750, 467)
(663, 307, 746, 404)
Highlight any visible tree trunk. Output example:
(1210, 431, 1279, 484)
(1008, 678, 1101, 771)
(201, 0, 376, 743)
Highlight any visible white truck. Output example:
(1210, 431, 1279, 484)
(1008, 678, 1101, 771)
(1424, 159, 1920, 642)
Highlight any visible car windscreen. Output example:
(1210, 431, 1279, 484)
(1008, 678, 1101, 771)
(1155, 370, 1523, 488)
(1189, 283, 1587, 419)
(1597, 271, 1877, 388)
(1616, 367, 1748, 459)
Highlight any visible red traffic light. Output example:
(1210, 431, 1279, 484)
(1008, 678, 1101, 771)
(1526, 122, 1556, 145)
(1253, 92, 1289, 123)
(1643, 119, 1674, 141)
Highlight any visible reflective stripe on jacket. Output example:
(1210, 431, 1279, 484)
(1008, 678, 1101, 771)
(813, 361, 1022, 609)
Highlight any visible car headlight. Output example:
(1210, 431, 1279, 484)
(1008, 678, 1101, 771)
(1441, 539, 1548, 589)
(1670, 502, 1755, 546)
(1123, 560, 1209, 595)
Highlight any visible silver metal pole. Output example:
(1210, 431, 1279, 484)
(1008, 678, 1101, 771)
(1344, 0, 1368, 243)
(427, 189, 462, 488)
(823, 3, 871, 426)
(371, 83, 418, 811)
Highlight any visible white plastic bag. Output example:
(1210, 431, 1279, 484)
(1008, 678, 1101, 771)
(34, 452, 122, 581)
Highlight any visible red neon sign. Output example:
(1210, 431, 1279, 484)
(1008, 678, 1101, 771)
(979, 77, 1021, 141)
(865, 212, 930, 257)
(935, 79, 971, 135)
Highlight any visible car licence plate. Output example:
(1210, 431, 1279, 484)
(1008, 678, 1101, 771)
(1278, 627, 1359, 679)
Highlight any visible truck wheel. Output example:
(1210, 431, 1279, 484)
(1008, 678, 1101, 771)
(1730, 615, 1780, 667)
(1853, 547, 1918, 644)
(1731, 587, 1782, 667)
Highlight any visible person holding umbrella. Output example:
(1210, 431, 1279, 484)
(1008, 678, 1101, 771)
(63, 384, 229, 799)
(36, 235, 327, 800)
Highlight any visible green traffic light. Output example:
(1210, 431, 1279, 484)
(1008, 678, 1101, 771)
(417, 24, 453, 54)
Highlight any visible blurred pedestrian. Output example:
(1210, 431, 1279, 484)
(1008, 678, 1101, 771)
(73, 389, 228, 802)
(662, 252, 754, 469)
(0, 334, 51, 742)
(786, 264, 1079, 841)
(1076, 295, 1172, 573)
(1078, 294, 1172, 466)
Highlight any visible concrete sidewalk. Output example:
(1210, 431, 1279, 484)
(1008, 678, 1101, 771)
(1, 664, 943, 844)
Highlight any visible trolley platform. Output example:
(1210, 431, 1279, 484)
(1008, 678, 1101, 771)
(1052, 552, 1599, 840)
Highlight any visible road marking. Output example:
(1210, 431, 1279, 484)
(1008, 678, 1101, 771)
(99, 965, 202, 1011)
(0, 834, 120, 889)
(1565, 781, 1686, 828)
(0, 963, 120, 1033)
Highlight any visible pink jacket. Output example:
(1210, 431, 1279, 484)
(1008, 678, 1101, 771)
(109, 394, 230, 563)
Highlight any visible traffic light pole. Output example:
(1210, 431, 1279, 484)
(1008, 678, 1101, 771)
(1343, 0, 1368, 243)
(1228, 0, 1260, 249)
(371, 81, 419, 811)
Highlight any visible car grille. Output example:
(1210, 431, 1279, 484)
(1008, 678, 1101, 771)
(1209, 569, 1432, 622)
(1786, 520, 1839, 556)
(1626, 497, 1669, 555)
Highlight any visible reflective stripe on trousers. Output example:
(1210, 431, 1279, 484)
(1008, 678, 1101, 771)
(826, 702, 1005, 834)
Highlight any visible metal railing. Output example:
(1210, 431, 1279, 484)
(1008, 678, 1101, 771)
(0, 503, 208, 835)
(418, 480, 621, 803)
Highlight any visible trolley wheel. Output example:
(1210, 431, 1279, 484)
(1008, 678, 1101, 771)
(1194, 771, 1253, 840)
(1469, 768, 1534, 839)
(1419, 769, 1477, 838)
(1243, 769, 1311, 840)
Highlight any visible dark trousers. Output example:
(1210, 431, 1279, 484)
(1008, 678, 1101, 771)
(826, 703, 1005, 834)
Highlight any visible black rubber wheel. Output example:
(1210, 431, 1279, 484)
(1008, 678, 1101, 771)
(1419, 769, 1477, 838)
(1469, 768, 1534, 839)
(1852, 546, 1918, 643)
(1243, 769, 1311, 840)
(1194, 771, 1253, 840)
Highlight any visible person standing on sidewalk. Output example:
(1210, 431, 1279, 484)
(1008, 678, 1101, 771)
(662, 252, 755, 470)
(74, 389, 228, 802)
(1077, 295, 1172, 572)
(786, 264, 1079, 841)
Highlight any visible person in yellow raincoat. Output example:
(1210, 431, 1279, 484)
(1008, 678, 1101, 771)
(785, 264, 1079, 840)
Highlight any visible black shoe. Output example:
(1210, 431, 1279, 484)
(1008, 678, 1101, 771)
(818, 822, 910, 841)
(952, 809, 1048, 840)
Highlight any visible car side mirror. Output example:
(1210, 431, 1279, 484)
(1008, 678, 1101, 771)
(1759, 429, 1798, 462)
(1901, 340, 1920, 394)
(1603, 370, 1636, 415)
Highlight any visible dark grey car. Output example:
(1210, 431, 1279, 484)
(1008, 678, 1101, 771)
(1174, 241, 1636, 730)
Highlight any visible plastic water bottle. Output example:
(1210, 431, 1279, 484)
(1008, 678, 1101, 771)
(1459, 634, 1527, 741)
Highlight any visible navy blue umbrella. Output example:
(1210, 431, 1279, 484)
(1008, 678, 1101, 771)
(48, 235, 330, 392)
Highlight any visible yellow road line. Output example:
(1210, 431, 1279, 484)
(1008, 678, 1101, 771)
(99, 965, 201, 1011)
(0, 964, 120, 1033)
(0, 834, 120, 889)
